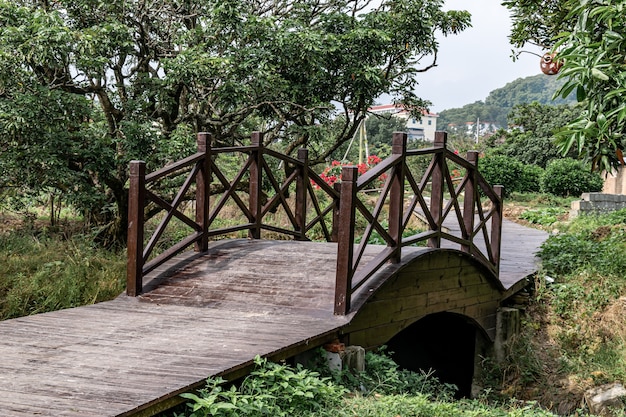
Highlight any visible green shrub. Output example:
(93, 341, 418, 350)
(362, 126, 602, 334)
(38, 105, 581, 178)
(519, 164, 544, 193)
(176, 352, 561, 417)
(317, 347, 456, 399)
(478, 155, 525, 197)
(519, 207, 566, 226)
(178, 356, 346, 417)
(540, 158, 603, 197)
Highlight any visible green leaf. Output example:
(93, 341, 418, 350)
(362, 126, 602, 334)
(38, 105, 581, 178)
(591, 67, 610, 80)
(576, 85, 587, 101)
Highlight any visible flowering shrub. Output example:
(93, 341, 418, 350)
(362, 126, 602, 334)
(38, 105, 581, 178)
(315, 155, 387, 188)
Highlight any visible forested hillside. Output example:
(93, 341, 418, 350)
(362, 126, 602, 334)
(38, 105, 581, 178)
(438, 74, 577, 130)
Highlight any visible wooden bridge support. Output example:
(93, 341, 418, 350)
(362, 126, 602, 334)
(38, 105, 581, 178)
(428, 132, 446, 248)
(249, 132, 263, 240)
(295, 148, 309, 241)
(127, 161, 146, 297)
(335, 166, 358, 315)
(388, 132, 407, 264)
(462, 150, 478, 254)
(196, 132, 211, 252)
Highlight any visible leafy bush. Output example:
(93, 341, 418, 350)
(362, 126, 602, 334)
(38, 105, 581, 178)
(176, 351, 561, 417)
(178, 356, 346, 417)
(317, 347, 456, 399)
(479, 155, 525, 196)
(541, 158, 603, 197)
(519, 164, 544, 193)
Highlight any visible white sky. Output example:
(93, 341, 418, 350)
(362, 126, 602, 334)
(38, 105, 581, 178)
(413, 0, 544, 112)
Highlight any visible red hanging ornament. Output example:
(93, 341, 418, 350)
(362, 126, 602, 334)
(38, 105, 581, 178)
(540, 53, 562, 75)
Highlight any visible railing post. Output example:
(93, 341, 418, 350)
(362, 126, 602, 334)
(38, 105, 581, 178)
(249, 132, 263, 239)
(335, 166, 358, 315)
(295, 148, 308, 240)
(491, 185, 504, 274)
(127, 160, 146, 297)
(196, 132, 211, 252)
(331, 182, 341, 242)
(428, 131, 447, 248)
(389, 132, 407, 263)
(462, 150, 478, 254)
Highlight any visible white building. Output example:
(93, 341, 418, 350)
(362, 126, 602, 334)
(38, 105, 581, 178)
(368, 104, 439, 142)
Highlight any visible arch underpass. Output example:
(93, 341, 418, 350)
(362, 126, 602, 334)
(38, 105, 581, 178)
(341, 248, 505, 396)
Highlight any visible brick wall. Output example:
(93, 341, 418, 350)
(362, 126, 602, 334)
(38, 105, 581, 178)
(570, 192, 626, 218)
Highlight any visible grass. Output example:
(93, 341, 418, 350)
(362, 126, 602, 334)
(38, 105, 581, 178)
(486, 206, 626, 415)
(0, 216, 126, 320)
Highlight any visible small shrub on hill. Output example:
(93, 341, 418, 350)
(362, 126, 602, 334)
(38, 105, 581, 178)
(479, 155, 543, 196)
(541, 158, 603, 197)
(479, 155, 524, 197)
(519, 164, 544, 193)
(178, 355, 347, 417)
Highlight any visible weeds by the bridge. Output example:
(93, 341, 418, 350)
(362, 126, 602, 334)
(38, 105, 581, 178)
(0, 216, 126, 320)
(172, 349, 560, 417)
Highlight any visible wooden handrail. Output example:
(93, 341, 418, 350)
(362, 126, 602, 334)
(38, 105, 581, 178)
(126, 133, 212, 296)
(126, 131, 339, 295)
(332, 131, 503, 314)
(126, 130, 503, 317)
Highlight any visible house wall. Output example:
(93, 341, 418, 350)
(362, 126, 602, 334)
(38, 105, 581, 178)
(603, 167, 626, 195)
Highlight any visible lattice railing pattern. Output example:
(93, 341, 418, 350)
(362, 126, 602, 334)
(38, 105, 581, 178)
(127, 131, 503, 316)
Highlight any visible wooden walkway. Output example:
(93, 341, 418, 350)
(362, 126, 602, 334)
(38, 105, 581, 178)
(0, 222, 547, 416)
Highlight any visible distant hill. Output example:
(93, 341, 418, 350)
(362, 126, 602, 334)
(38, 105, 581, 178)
(437, 75, 577, 131)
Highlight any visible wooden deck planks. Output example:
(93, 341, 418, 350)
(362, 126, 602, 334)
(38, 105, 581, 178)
(0, 241, 357, 416)
(0, 225, 548, 416)
(437, 216, 548, 292)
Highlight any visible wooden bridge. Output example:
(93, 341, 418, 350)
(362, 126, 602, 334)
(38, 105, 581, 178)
(0, 132, 548, 416)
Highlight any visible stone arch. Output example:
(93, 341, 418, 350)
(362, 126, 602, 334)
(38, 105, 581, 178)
(343, 248, 503, 350)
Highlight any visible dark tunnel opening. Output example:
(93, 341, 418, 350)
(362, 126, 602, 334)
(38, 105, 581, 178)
(386, 312, 479, 398)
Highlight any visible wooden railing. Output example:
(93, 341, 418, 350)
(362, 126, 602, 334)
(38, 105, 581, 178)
(126, 131, 503, 315)
(333, 131, 503, 314)
(126, 132, 339, 296)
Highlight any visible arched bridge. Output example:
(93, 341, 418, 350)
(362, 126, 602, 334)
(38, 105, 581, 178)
(0, 132, 548, 416)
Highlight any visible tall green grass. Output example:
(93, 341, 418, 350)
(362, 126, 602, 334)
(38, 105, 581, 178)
(0, 231, 126, 320)
(488, 208, 626, 414)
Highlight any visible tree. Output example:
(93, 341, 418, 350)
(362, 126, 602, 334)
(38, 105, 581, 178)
(0, 0, 471, 243)
(552, 0, 626, 172)
(506, 0, 626, 173)
(489, 102, 580, 168)
(503, 0, 574, 50)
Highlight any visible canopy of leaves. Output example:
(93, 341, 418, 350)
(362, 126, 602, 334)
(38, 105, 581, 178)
(503, 0, 574, 50)
(0, 0, 471, 242)
(506, 0, 626, 173)
(553, 0, 626, 172)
